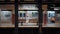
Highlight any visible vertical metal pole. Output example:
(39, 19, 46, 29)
(38, 0, 42, 34)
(0, 9, 1, 24)
(15, 0, 18, 34)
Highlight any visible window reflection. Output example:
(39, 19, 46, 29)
(0, 11, 12, 23)
(18, 4, 38, 10)
(0, 5, 15, 27)
(18, 11, 26, 17)
(43, 10, 60, 27)
(47, 11, 55, 23)
(32, 11, 38, 17)
(18, 4, 38, 27)
(18, 11, 38, 26)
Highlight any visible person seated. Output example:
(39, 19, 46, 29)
(50, 17, 55, 23)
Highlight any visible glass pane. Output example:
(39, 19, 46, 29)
(32, 11, 38, 17)
(43, 11, 56, 27)
(18, 4, 38, 10)
(18, 11, 38, 27)
(18, 4, 38, 27)
(42, 4, 60, 27)
(47, 11, 55, 23)
(0, 5, 15, 27)
(0, 11, 12, 23)
(55, 11, 60, 25)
